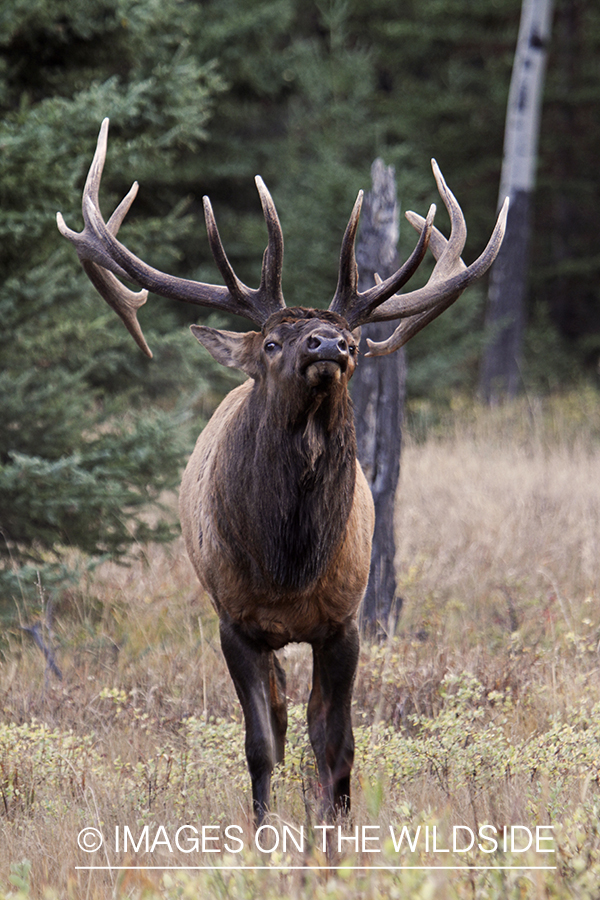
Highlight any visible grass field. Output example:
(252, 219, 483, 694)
(2, 390, 600, 898)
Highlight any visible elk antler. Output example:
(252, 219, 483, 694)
(361, 161, 508, 356)
(57, 122, 152, 356)
(57, 119, 286, 357)
(59, 121, 507, 360)
(329, 160, 508, 345)
(329, 191, 436, 328)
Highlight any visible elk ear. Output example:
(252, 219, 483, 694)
(190, 325, 262, 378)
(351, 326, 361, 344)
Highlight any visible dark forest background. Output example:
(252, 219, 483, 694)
(1, 0, 598, 604)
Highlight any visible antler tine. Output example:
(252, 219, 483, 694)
(202, 179, 286, 322)
(329, 190, 436, 329)
(81, 115, 107, 210)
(57, 119, 152, 357)
(106, 181, 140, 235)
(365, 194, 509, 357)
(329, 190, 364, 316)
(81, 260, 153, 357)
(202, 195, 253, 301)
(58, 120, 289, 357)
(255, 176, 285, 305)
(428, 158, 468, 278)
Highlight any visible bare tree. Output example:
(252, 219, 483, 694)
(353, 160, 405, 638)
(480, 0, 554, 403)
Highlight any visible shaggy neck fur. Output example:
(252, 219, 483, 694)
(214, 372, 357, 594)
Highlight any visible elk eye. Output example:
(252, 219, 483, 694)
(264, 340, 280, 353)
(349, 344, 357, 356)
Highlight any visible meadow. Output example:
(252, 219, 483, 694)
(1, 389, 600, 899)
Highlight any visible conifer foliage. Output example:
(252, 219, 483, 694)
(0, 0, 224, 603)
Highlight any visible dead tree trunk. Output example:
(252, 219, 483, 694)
(353, 159, 405, 639)
(479, 0, 554, 403)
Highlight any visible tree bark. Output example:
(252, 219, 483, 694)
(479, 0, 554, 403)
(352, 159, 405, 639)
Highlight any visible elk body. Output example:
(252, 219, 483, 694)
(58, 120, 508, 823)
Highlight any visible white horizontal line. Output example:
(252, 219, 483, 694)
(76, 865, 557, 871)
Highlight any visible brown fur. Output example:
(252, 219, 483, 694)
(179, 308, 374, 820)
(180, 310, 374, 641)
(181, 379, 374, 644)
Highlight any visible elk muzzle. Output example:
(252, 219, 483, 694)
(302, 332, 350, 387)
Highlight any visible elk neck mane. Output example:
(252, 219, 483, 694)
(213, 363, 357, 594)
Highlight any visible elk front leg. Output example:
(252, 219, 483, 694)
(308, 620, 360, 817)
(219, 619, 287, 824)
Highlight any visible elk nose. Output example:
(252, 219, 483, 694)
(305, 334, 349, 361)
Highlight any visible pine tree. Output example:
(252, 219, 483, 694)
(0, 0, 226, 609)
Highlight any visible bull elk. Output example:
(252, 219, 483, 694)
(58, 120, 508, 823)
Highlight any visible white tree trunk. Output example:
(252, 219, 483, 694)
(500, 0, 554, 201)
(480, 0, 554, 402)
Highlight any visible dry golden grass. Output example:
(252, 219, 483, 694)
(396, 392, 600, 648)
(2, 389, 600, 898)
